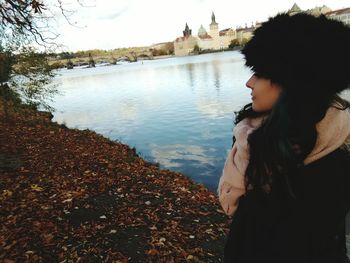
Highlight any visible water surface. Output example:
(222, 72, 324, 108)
(49, 51, 350, 193)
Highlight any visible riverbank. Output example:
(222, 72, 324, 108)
(49, 54, 176, 69)
(0, 101, 232, 262)
(49, 47, 242, 69)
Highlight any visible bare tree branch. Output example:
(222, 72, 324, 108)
(0, 0, 91, 50)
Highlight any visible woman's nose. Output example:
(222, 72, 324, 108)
(246, 75, 255, 89)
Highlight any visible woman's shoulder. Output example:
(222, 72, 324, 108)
(302, 146, 350, 172)
(299, 147, 350, 195)
(304, 101, 350, 165)
(233, 114, 268, 139)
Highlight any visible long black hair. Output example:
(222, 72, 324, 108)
(235, 12, 350, 199)
(233, 91, 349, 199)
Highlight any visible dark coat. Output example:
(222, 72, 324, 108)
(224, 147, 350, 263)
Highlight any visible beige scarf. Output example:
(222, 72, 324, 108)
(217, 100, 350, 217)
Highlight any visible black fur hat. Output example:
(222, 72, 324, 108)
(241, 12, 350, 102)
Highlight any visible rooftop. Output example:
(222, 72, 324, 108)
(325, 7, 350, 16)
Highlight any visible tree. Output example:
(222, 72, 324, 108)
(150, 48, 167, 57)
(0, 47, 15, 121)
(1, 1, 47, 44)
(0, 22, 59, 120)
(193, 44, 200, 53)
(240, 38, 249, 46)
(162, 42, 174, 55)
(66, 58, 74, 69)
(0, 1, 88, 121)
(0, 42, 59, 116)
(0, 0, 91, 50)
(228, 39, 240, 49)
(129, 51, 137, 62)
(110, 55, 117, 65)
(88, 53, 95, 67)
(0, 48, 13, 84)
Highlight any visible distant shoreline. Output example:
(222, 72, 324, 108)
(49, 48, 242, 70)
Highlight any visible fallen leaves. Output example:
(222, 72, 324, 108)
(2, 189, 12, 199)
(147, 248, 159, 256)
(0, 102, 231, 262)
(30, 184, 43, 192)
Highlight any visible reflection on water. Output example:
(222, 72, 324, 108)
(49, 51, 350, 192)
(48, 51, 256, 192)
(150, 144, 216, 168)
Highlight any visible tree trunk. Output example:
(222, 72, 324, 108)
(0, 83, 10, 122)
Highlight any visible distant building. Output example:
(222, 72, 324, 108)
(286, 3, 340, 19)
(325, 7, 350, 25)
(287, 3, 332, 17)
(174, 12, 240, 56)
(284, 3, 350, 26)
(305, 5, 332, 17)
(236, 24, 256, 44)
(287, 3, 302, 16)
(197, 25, 213, 51)
(174, 23, 198, 56)
(219, 28, 236, 49)
(255, 21, 263, 28)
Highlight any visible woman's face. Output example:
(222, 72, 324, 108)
(246, 74, 282, 112)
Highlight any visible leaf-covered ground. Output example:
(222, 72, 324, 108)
(0, 103, 232, 262)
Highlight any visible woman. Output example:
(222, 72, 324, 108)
(217, 12, 350, 263)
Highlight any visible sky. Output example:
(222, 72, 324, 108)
(50, 0, 350, 52)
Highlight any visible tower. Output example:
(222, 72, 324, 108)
(209, 11, 220, 49)
(183, 23, 192, 37)
(210, 11, 219, 32)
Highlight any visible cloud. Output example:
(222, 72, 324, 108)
(55, 0, 350, 51)
(150, 143, 217, 169)
(98, 7, 129, 20)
